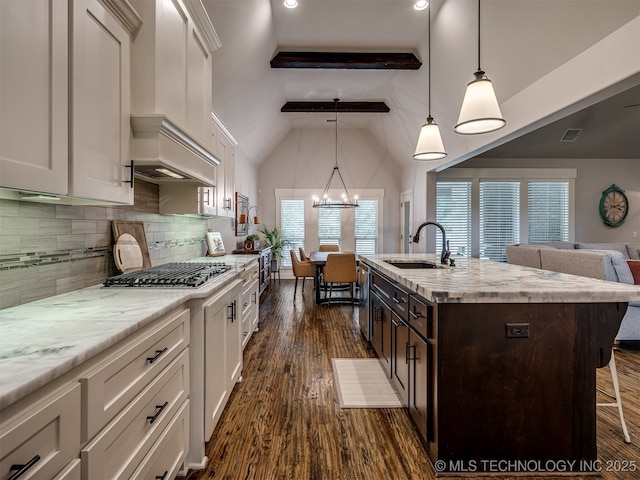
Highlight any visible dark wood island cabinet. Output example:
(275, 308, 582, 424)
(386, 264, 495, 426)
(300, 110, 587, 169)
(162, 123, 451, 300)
(361, 255, 634, 476)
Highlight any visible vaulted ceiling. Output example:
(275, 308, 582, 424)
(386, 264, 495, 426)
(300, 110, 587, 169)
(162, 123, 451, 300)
(202, 0, 640, 169)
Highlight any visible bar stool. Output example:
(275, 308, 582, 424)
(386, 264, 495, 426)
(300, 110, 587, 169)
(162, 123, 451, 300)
(597, 350, 631, 443)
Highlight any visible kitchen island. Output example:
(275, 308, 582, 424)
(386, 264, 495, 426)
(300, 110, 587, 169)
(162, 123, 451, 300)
(359, 253, 639, 476)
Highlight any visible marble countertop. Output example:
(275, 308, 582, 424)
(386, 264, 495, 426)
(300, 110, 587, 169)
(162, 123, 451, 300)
(0, 255, 258, 410)
(360, 254, 640, 304)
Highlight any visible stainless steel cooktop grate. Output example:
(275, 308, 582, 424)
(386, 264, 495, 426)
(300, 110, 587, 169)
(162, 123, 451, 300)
(104, 262, 231, 287)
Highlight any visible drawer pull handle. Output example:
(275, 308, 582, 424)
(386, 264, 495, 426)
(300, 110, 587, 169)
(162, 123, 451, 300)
(252, 292, 257, 304)
(146, 348, 167, 364)
(244, 301, 249, 308)
(125, 160, 134, 188)
(155, 470, 169, 480)
(409, 309, 425, 319)
(9, 455, 41, 480)
(392, 296, 406, 304)
(147, 401, 169, 424)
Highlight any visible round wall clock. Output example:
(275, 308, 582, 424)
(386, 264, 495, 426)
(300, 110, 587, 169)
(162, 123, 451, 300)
(599, 184, 628, 227)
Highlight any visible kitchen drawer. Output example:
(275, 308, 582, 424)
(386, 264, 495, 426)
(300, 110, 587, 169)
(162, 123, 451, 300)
(81, 349, 189, 480)
(53, 459, 81, 480)
(409, 295, 433, 340)
(129, 400, 189, 480)
(371, 270, 409, 320)
(81, 307, 190, 441)
(0, 383, 80, 480)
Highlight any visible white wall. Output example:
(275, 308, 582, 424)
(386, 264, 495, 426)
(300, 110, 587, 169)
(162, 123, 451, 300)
(451, 157, 640, 243)
(257, 127, 402, 253)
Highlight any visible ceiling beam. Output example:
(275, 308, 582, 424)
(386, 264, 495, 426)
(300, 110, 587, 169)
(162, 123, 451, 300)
(270, 51, 421, 70)
(281, 101, 390, 113)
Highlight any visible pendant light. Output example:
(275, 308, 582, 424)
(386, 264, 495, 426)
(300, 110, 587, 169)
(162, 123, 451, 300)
(313, 99, 359, 209)
(454, 0, 506, 135)
(413, 2, 447, 161)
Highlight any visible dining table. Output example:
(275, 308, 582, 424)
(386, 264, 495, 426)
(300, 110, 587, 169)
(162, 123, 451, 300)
(308, 251, 358, 305)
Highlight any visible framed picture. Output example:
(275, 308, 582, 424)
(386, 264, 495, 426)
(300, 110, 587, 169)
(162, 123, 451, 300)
(205, 231, 226, 256)
(236, 192, 249, 236)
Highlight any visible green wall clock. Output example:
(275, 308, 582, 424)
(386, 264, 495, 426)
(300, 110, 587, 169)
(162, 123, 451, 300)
(599, 184, 628, 227)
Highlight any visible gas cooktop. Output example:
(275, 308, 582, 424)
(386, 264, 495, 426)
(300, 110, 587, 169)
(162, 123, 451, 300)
(104, 262, 231, 288)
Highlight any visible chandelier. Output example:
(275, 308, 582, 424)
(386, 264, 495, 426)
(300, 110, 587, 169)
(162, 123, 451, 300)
(313, 98, 359, 208)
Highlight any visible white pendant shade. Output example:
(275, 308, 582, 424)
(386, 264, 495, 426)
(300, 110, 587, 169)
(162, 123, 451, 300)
(454, 71, 506, 135)
(413, 117, 447, 161)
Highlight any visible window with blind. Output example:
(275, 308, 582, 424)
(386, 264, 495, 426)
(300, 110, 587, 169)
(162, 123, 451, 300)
(528, 182, 569, 242)
(354, 200, 378, 256)
(280, 199, 305, 267)
(436, 182, 472, 258)
(318, 208, 342, 250)
(479, 182, 520, 262)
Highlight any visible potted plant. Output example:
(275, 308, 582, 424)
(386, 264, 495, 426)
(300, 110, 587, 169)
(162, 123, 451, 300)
(258, 226, 290, 272)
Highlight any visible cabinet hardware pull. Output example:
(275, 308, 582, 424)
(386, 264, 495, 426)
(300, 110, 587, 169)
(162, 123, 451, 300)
(392, 295, 406, 304)
(9, 455, 40, 480)
(407, 344, 417, 362)
(374, 306, 382, 323)
(146, 401, 169, 424)
(409, 309, 424, 319)
(146, 347, 167, 364)
(125, 160, 134, 188)
(203, 189, 210, 205)
(252, 292, 257, 304)
(155, 471, 169, 480)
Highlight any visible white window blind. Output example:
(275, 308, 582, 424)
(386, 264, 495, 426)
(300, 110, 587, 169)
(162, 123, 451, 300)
(436, 182, 472, 258)
(480, 182, 520, 262)
(280, 199, 305, 267)
(354, 200, 378, 256)
(528, 182, 569, 242)
(318, 208, 341, 250)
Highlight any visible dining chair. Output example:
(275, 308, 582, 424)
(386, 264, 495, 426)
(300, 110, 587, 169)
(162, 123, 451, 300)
(322, 253, 357, 304)
(318, 244, 340, 252)
(299, 247, 310, 262)
(290, 250, 315, 297)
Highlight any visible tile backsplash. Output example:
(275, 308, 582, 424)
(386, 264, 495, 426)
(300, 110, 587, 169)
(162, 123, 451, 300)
(0, 181, 236, 309)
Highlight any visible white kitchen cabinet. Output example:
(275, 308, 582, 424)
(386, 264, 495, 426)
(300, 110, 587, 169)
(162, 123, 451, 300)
(0, 383, 81, 480)
(240, 264, 260, 349)
(0, 0, 69, 195)
(0, 0, 139, 204)
(69, 0, 133, 204)
(203, 280, 242, 440)
(213, 120, 236, 218)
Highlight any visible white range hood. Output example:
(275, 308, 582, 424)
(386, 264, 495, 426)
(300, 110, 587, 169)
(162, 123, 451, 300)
(130, 114, 219, 186)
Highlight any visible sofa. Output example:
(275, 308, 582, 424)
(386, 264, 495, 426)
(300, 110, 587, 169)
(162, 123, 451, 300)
(506, 242, 640, 342)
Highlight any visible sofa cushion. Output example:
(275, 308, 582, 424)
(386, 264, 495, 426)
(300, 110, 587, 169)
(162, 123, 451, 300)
(627, 260, 640, 285)
(597, 250, 634, 285)
(576, 242, 630, 258)
(534, 241, 576, 249)
(506, 245, 543, 268)
(539, 249, 609, 280)
(626, 244, 640, 260)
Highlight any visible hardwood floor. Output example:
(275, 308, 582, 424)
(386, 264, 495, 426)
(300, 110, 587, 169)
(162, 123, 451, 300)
(184, 280, 640, 480)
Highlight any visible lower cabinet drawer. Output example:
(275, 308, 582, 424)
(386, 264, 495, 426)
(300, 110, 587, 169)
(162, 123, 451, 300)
(129, 400, 190, 480)
(81, 349, 189, 480)
(0, 383, 80, 480)
(81, 308, 190, 441)
(53, 459, 81, 480)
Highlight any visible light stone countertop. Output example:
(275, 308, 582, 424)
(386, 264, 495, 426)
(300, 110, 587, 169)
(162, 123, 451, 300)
(0, 255, 258, 410)
(360, 254, 640, 304)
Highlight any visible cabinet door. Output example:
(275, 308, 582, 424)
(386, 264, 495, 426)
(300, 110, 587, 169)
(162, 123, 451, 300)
(215, 133, 235, 218)
(0, 0, 68, 194)
(204, 299, 228, 439)
(370, 291, 391, 376)
(187, 25, 212, 145)
(70, 0, 133, 204)
(392, 315, 409, 407)
(409, 330, 429, 443)
(227, 293, 243, 388)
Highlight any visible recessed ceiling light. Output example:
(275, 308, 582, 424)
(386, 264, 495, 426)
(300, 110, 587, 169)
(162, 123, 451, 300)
(414, 1, 428, 11)
(284, 0, 298, 8)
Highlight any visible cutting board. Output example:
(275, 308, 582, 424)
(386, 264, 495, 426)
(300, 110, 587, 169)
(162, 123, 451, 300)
(114, 234, 144, 273)
(112, 221, 151, 268)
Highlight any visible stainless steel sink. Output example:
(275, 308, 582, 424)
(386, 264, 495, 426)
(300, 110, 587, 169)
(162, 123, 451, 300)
(384, 260, 444, 269)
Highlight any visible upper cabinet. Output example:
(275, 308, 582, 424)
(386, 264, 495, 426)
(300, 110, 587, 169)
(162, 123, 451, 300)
(212, 113, 236, 219)
(0, 0, 140, 204)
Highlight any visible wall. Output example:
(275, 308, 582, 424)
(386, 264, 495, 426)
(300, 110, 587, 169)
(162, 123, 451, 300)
(256, 127, 402, 253)
(0, 181, 245, 309)
(451, 157, 640, 243)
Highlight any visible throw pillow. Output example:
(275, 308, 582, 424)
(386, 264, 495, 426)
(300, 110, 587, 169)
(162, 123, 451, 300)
(627, 260, 640, 285)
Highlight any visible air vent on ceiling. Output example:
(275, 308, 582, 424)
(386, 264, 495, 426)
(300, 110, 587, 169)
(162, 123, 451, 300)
(560, 128, 583, 143)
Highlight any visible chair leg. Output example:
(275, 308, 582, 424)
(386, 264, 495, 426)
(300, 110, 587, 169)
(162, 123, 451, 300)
(294, 277, 298, 297)
(302, 277, 306, 292)
(597, 350, 631, 444)
(328, 283, 333, 305)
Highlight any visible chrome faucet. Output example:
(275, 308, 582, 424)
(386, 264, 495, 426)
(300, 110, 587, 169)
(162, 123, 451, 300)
(412, 221, 451, 265)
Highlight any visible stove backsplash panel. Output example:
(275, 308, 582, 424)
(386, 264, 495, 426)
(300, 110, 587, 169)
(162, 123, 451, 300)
(0, 181, 236, 309)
